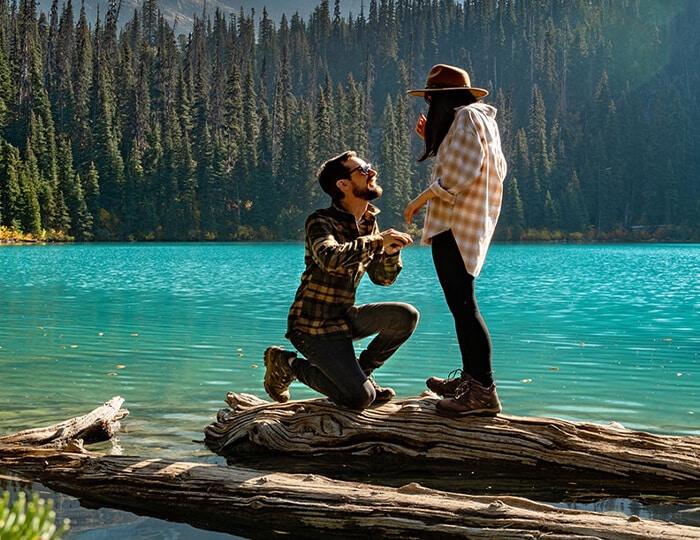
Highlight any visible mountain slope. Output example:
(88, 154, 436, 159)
(35, 0, 364, 34)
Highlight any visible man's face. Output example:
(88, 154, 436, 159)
(347, 159, 383, 201)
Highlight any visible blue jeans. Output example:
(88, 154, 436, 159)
(288, 302, 419, 409)
(431, 229, 494, 387)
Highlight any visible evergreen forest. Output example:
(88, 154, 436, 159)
(0, 0, 698, 243)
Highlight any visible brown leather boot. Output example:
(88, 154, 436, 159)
(263, 346, 297, 403)
(426, 370, 472, 397)
(435, 379, 502, 417)
(367, 374, 396, 404)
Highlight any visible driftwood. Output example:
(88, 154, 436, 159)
(2, 447, 700, 539)
(0, 396, 128, 450)
(2, 396, 699, 539)
(204, 393, 700, 494)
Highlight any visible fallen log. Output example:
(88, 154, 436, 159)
(2, 397, 699, 539)
(2, 449, 699, 540)
(204, 392, 700, 491)
(0, 396, 128, 450)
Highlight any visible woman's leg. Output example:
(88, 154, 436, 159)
(431, 230, 494, 387)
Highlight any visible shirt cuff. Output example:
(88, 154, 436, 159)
(430, 178, 456, 205)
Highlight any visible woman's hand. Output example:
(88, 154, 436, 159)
(404, 189, 433, 225)
(415, 113, 426, 140)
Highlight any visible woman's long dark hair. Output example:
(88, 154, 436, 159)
(418, 89, 478, 162)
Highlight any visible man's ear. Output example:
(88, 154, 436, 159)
(336, 179, 351, 192)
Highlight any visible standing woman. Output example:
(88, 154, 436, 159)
(404, 64, 507, 416)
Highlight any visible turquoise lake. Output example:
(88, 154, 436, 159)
(1, 242, 698, 537)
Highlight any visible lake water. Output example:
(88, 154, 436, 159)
(1, 242, 698, 537)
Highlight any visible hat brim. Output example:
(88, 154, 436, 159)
(407, 87, 489, 98)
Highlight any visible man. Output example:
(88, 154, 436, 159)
(263, 151, 419, 409)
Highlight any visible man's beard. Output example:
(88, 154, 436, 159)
(352, 182, 383, 201)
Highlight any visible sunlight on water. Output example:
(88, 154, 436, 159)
(1, 242, 698, 461)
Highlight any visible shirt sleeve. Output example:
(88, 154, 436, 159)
(306, 213, 383, 274)
(429, 107, 485, 204)
(367, 249, 402, 286)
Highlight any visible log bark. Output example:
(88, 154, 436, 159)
(0, 396, 128, 449)
(2, 449, 699, 540)
(204, 392, 700, 487)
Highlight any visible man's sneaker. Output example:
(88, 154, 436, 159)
(435, 379, 502, 417)
(426, 370, 472, 397)
(263, 346, 297, 403)
(367, 374, 396, 404)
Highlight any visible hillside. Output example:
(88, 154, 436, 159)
(1, 0, 698, 243)
(34, 0, 364, 34)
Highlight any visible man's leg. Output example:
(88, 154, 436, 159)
(288, 331, 376, 409)
(350, 302, 419, 374)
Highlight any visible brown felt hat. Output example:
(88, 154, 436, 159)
(407, 64, 488, 98)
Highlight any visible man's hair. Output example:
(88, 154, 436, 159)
(419, 90, 478, 162)
(317, 150, 356, 200)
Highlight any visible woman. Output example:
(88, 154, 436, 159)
(404, 64, 507, 416)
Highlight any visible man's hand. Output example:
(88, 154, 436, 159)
(380, 229, 413, 255)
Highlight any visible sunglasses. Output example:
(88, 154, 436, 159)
(348, 163, 373, 176)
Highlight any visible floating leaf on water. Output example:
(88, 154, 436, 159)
(237, 348, 243, 352)
(116, 365, 126, 369)
(521, 378, 533, 383)
(98, 332, 104, 336)
(59, 346, 66, 350)
(663, 337, 673, 342)
(676, 373, 683, 377)
(70, 345, 78, 348)
(578, 342, 585, 346)
(250, 364, 258, 369)
(549, 367, 559, 371)
(130, 333, 138, 337)
(107, 372, 118, 376)
(237, 353, 243, 357)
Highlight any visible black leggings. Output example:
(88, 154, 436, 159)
(431, 230, 494, 387)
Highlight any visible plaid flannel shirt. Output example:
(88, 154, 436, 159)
(287, 201, 402, 338)
(422, 102, 507, 277)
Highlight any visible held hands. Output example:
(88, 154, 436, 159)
(380, 229, 413, 255)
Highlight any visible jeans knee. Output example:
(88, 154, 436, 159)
(340, 385, 374, 410)
(398, 303, 420, 334)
